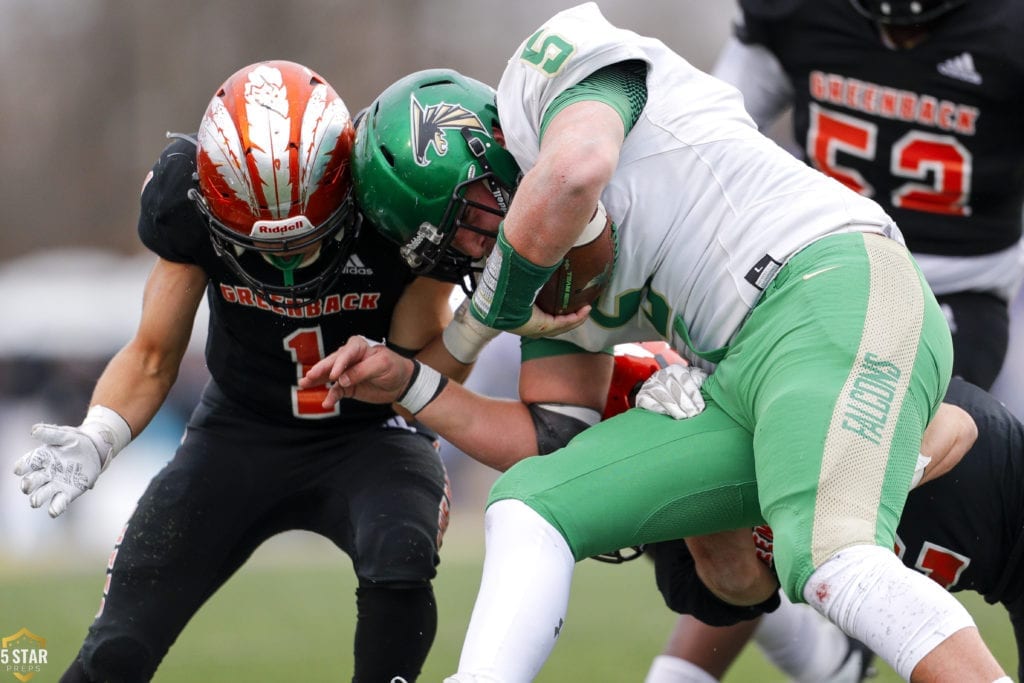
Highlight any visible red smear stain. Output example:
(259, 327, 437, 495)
(816, 583, 830, 602)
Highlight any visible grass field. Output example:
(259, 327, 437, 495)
(1, 512, 1017, 682)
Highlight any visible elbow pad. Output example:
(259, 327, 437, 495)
(527, 403, 601, 455)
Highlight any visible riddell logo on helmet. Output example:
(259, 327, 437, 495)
(250, 216, 314, 238)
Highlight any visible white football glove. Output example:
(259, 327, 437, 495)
(635, 364, 708, 419)
(13, 405, 131, 518)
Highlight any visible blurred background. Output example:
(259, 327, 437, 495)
(2, 0, 1023, 589)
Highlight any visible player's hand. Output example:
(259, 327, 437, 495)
(635, 364, 708, 419)
(14, 423, 106, 518)
(300, 335, 416, 408)
(510, 304, 591, 338)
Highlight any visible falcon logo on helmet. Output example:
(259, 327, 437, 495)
(410, 96, 488, 166)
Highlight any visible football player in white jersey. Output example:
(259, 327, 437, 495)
(302, 4, 1008, 681)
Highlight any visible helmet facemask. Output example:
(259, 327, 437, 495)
(190, 186, 361, 308)
(401, 128, 517, 293)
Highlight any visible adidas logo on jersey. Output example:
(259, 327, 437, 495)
(937, 52, 982, 85)
(342, 254, 374, 275)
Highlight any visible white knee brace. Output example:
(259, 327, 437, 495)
(802, 544, 976, 680)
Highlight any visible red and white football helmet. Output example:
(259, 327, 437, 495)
(190, 60, 358, 305)
(604, 341, 687, 420)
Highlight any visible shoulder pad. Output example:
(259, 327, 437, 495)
(138, 132, 208, 263)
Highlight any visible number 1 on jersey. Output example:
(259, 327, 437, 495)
(284, 328, 340, 419)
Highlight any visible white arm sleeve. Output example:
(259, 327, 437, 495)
(711, 35, 794, 131)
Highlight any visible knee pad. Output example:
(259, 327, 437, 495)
(802, 544, 975, 680)
(356, 522, 439, 583)
(81, 635, 157, 683)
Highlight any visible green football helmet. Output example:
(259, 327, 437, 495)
(352, 69, 521, 288)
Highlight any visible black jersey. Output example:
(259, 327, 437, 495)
(738, 0, 1024, 256)
(897, 378, 1024, 616)
(138, 135, 417, 428)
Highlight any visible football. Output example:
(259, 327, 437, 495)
(534, 203, 616, 316)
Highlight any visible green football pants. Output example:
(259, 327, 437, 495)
(490, 232, 953, 601)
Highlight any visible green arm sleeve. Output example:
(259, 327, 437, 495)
(540, 60, 648, 140)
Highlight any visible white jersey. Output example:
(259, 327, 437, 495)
(498, 3, 900, 370)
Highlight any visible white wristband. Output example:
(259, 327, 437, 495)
(442, 298, 501, 364)
(81, 405, 133, 470)
(397, 361, 448, 414)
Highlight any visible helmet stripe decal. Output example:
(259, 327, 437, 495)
(300, 84, 348, 211)
(243, 64, 293, 219)
(199, 98, 259, 213)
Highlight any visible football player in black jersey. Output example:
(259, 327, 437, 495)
(637, 373, 1024, 681)
(712, 0, 1024, 391)
(12, 61, 468, 683)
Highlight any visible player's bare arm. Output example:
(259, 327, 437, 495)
(502, 100, 623, 267)
(92, 257, 207, 433)
(302, 339, 531, 471)
(387, 276, 483, 386)
(918, 402, 978, 486)
(388, 277, 454, 350)
(303, 341, 609, 471)
(415, 351, 611, 470)
(14, 257, 206, 518)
